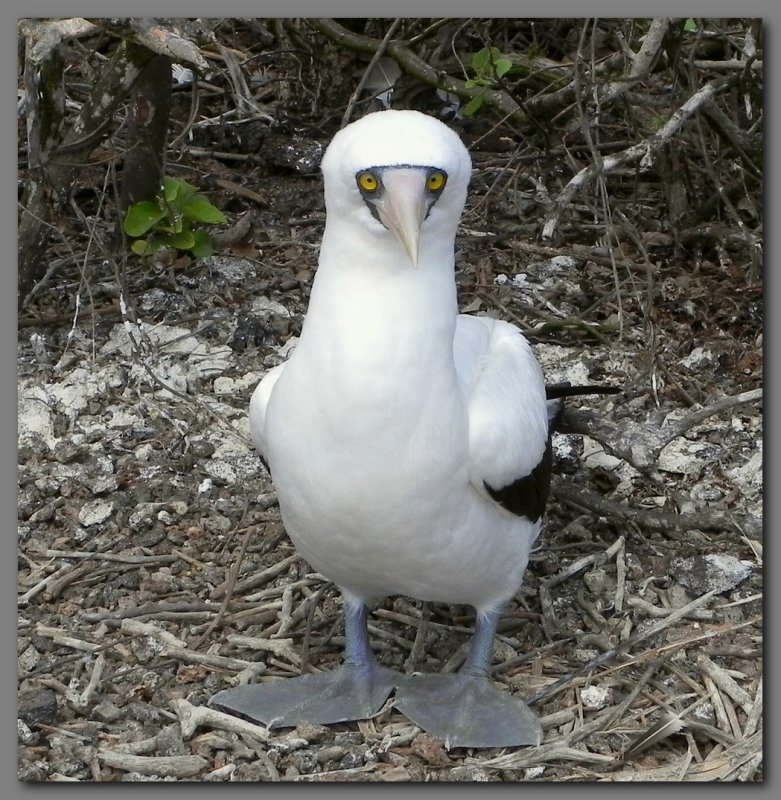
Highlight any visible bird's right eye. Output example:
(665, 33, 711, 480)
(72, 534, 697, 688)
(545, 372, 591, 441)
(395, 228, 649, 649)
(357, 172, 379, 192)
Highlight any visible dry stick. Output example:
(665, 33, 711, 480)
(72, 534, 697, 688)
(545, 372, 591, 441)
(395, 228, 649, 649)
(191, 504, 253, 651)
(97, 750, 208, 779)
(227, 634, 303, 668)
(552, 481, 759, 538)
(403, 604, 430, 674)
(76, 653, 106, 710)
(626, 595, 714, 621)
(120, 618, 188, 649)
(542, 535, 625, 590)
(82, 601, 218, 624)
(172, 697, 270, 742)
(274, 584, 295, 638)
(35, 624, 102, 653)
(742, 677, 763, 738)
(600, 19, 671, 105)
(18, 563, 74, 605)
(525, 589, 718, 707)
(212, 553, 299, 599)
(614, 539, 627, 614)
(542, 75, 736, 239)
(300, 583, 330, 670)
(697, 654, 754, 715)
(88, 18, 208, 71)
(160, 647, 259, 673)
(37, 548, 180, 566)
(701, 674, 732, 737)
(341, 18, 402, 128)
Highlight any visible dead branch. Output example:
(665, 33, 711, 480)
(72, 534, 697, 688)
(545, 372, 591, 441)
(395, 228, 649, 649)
(88, 18, 210, 71)
(557, 387, 762, 475)
(542, 75, 737, 239)
(311, 18, 523, 122)
(600, 18, 671, 106)
(553, 481, 760, 538)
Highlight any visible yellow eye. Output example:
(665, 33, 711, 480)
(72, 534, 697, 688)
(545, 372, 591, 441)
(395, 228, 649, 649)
(427, 171, 447, 192)
(357, 172, 379, 192)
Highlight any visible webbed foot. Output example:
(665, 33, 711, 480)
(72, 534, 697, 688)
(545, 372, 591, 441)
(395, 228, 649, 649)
(210, 663, 403, 728)
(394, 671, 542, 749)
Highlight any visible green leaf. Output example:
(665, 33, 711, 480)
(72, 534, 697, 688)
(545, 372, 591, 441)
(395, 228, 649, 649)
(463, 95, 484, 117)
(683, 18, 698, 32)
(131, 239, 157, 256)
(190, 230, 213, 259)
(164, 229, 196, 250)
(471, 47, 490, 72)
(124, 201, 166, 237)
(163, 177, 198, 203)
(180, 195, 227, 224)
(495, 57, 512, 78)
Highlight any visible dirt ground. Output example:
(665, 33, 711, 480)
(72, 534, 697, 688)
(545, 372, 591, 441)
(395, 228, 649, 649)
(17, 19, 762, 782)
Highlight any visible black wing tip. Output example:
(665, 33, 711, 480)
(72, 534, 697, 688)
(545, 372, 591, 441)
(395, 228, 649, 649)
(484, 440, 552, 523)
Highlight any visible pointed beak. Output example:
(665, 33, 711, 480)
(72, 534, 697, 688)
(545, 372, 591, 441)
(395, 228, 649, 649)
(375, 168, 429, 268)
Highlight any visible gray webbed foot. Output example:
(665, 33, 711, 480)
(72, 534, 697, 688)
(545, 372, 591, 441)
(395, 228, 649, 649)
(394, 671, 542, 749)
(210, 663, 403, 728)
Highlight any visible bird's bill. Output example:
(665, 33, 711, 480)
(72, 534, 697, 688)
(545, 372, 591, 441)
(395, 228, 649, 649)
(375, 168, 429, 267)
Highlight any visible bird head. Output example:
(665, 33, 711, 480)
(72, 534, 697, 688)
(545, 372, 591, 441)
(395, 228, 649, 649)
(320, 110, 472, 268)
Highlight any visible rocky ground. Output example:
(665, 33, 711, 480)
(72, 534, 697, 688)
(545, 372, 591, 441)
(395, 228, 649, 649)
(17, 19, 763, 782)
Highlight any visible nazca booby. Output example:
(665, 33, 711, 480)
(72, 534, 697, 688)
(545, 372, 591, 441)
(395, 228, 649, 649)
(211, 110, 615, 748)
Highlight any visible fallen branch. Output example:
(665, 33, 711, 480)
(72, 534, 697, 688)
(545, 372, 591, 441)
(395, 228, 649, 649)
(553, 481, 760, 539)
(557, 387, 763, 475)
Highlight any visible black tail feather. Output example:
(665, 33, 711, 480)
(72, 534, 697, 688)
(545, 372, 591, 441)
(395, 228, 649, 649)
(545, 381, 621, 400)
(546, 382, 620, 430)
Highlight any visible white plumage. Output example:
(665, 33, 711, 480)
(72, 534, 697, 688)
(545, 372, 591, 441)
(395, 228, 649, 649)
(214, 110, 553, 748)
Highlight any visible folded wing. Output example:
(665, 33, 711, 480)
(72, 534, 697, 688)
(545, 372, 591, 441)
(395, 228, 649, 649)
(455, 315, 551, 522)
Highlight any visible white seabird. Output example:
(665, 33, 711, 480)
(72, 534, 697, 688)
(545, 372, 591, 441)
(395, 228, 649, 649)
(211, 109, 613, 748)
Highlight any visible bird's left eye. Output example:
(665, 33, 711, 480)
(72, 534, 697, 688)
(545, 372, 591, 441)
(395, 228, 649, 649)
(357, 172, 379, 192)
(427, 171, 447, 192)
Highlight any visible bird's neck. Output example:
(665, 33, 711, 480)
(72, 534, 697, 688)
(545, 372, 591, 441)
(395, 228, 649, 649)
(295, 226, 459, 384)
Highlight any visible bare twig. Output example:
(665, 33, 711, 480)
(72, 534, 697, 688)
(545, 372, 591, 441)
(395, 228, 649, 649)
(341, 18, 402, 127)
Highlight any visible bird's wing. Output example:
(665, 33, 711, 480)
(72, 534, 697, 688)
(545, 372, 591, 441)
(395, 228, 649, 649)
(248, 363, 286, 460)
(455, 315, 551, 522)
